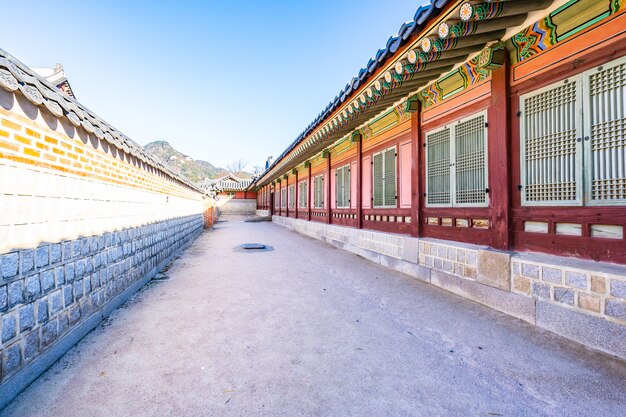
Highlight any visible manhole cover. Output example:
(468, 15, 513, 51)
(242, 243, 266, 250)
(235, 243, 273, 252)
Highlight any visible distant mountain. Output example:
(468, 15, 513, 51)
(143, 140, 229, 184)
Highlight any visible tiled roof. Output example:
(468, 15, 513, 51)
(0, 48, 205, 194)
(258, 0, 452, 182)
(253, 0, 555, 188)
(209, 174, 253, 191)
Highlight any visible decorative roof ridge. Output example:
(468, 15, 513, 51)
(0, 47, 205, 194)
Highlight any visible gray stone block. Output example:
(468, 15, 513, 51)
(54, 267, 65, 286)
(58, 312, 69, 335)
(605, 299, 626, 321)
(609, 280, 626, 299)
(8, 280, 24, 308)
(63, 285, 74, 307)
(75, 259, 86, 278)
(22, 331, 39, 362)
(542, 267, 562, 284)
(35, 246, 49, 269)
(19, 303, 35, 332)
(40, 269, 55, 293)
(80, 238, 89, 256)
(522, 263, 539, 279)
(565, 271, 587, 289)
(466, 252, 477, 266)
(536, 300, 626, 360)
(37, 298, 48, 324)
(49, 290, 62, 316)
(2, 313, 17, 342)
(553, 287, 574, 306)
(401, 237, 419, 264)
(65, 262, 75, 282)
(430, 270, 535, 323)
(0, 285, 7, 312)
(84, 276, 92, 295)
(72, 240, 81, 258)
(21, 249, 34, 275)
(41, 319, 58, 347)
(1, 252, 19, 279)
(3, 343, 21, 375)
(74, 280, 84, 300)
(62, 241, 72, 261)
(49, 244, 62, 265)
(69, 305, 81, 325)
(24, 275, 40, 302)
(85, 257, 93, 274)
(532, 282, 550, 300)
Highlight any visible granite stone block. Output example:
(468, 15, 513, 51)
(24, 275, 41, 302)
(8, 280, 24, 308)
(2, 313, 17, 342)
(35, 246, 49, 269)
(19, 303, 36, 332)
(37, 298, 48, 324)
(40, 269, 55, 293)
(3, 343, 21, 375)
(1, 252, 19, 279)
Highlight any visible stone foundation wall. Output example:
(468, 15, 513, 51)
(0, 214, 203, 409)
(217, 198, 257, 215)
(272, 216, 626, 360)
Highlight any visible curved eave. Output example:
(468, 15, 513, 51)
(253, 0, 557, 189)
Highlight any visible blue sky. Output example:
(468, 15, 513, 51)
(3, 0, 427, 170)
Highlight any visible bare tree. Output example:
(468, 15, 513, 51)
(252, 165, 264, 175)
(226, 158, 248, 174)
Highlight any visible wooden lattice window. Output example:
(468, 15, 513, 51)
(586, 58, 626, 205)
(335, 164, 351, 208)
(288, 184, 295, 209)
(314, 175, 324, 209)
(372, 147, 397, 208)
(298, 181, 307, 208)
(280, 188, 286, 208)
(426, 111, 488, 207)
(520, 79, 581, 205)
(520, 55, 626, 206)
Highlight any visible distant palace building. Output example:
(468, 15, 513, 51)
(31, 63, 76, 98)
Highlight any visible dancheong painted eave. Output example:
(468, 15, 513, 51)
(0, 48, 205, 194)
(252, 0, 562, 188)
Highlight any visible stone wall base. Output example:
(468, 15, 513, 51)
(217, 199, 257, 215)
(0, 215, 204, 410)
(272, 215, 626, 361)
(256, 209, 271, 217)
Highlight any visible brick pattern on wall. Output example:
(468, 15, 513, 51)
(0, 215, 203, 382)
(419, 241, 479, 280)
(511, 258, 626, 325)
(0, 109, 198, 199)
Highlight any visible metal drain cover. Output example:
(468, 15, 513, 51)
(242, 243, 266, 250)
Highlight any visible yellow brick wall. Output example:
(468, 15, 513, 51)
(0, 89, 205, 252)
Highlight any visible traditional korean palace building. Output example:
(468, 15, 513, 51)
(251, 0, 626, 358)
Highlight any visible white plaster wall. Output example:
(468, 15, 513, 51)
(0, 160, 204, 253)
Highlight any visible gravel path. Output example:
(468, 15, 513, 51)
(3, 217, 625, 417)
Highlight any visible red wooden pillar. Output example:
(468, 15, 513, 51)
(410, 106, 421, 237)
(307, 163, 312, 221)
(326, 153, 331, 224)
(488, 55, 511, 250)
(278, 181, 283, 216)
(294, 170, 299, 218)
(356, 136, 363, 229)
(285, 175, 289, 217)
